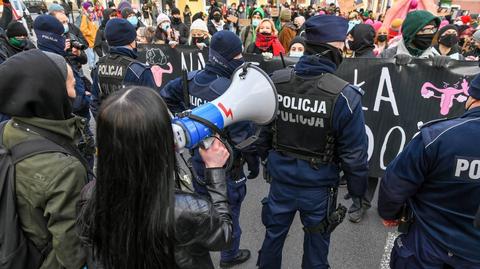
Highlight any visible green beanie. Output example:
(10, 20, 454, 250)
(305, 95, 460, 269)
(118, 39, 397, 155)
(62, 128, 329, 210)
(252, 7, 265, 19)
(402, 10, 440, 54)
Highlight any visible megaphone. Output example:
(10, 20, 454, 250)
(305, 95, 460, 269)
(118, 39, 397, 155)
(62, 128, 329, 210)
(172, 63, 278, 150)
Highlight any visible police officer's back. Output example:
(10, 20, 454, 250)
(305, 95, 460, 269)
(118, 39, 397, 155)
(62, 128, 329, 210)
(91, 18, 157, 118)
(257, 15, 368, 269)
(378, 74, 480, 268)
(160, 31, 256, 268)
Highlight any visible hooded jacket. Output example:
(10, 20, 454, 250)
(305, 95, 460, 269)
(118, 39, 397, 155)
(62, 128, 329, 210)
(0, 49, 87, 268)
(349, 24, 376, 58)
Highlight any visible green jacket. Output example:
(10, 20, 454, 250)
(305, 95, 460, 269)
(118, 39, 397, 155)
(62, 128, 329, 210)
(2, 117, 88, 269)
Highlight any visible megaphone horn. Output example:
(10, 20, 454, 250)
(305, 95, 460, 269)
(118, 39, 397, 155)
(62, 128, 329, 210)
(172, 63, 278, 150)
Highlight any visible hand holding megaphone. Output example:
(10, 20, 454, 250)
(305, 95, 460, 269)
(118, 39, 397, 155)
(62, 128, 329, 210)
(172, 63, 278, 151)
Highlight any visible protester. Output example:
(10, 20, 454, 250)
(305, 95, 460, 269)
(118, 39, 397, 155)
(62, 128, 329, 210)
(154, 13, 179, 46)
(208, 7, 227, 35)
(0, 49, 88, 269)
(189, 18, 210, 50)
(381, 11, 441, 62)
(136, 26, 156, 44)
(121, 7, 142, 29)
(142, 1, 152, 26)
(388, 18, 403, 44)
(432, 24, 464, 60)
(183, 5, 192, 28)
(91, 18, 157, 118)
(161, 31, 257, 268)
(78, 86, 233, 269)
(0, 22, 35, 64)
(80, 1, 99, 70)
(246, 18, 284, 57)
(465, 30, 480, 60)
(294, 15, 305, 36)
(171, 7, 189, 45)
(374, 26, 389, 56)
(288, 36, 305, 57)
(278, 8, 296, 52)
(347, 23, 376, 58)
(239, 7, 264, 52)
(378, 73, 480, 269)
(94, 8, 117, 57)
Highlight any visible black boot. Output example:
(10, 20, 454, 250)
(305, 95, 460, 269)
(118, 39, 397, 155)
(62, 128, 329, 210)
(220, 249, 251, 268)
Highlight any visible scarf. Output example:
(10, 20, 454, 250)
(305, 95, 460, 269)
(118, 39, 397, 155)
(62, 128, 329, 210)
(255, 33, 284, 56)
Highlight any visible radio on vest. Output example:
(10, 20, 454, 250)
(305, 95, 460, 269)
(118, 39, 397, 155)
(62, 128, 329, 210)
(172, 63, 278, 150)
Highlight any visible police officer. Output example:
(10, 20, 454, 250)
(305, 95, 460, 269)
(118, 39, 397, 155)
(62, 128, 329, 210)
(378, 74, 480, 268)
(91, 18, 157, 118)
(256, 15, 368, 269)
(161, 31, 257, 268)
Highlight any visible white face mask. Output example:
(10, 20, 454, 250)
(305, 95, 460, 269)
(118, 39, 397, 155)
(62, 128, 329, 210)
(252, 19, 260, 27)
(289, 51, 304, 58)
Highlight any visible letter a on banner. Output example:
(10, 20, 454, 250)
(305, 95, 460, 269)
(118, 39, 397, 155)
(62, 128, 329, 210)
(373, 67, 399, 116)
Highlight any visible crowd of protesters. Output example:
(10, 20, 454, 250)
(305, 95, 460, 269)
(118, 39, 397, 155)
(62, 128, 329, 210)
(0, 0, 480, 268)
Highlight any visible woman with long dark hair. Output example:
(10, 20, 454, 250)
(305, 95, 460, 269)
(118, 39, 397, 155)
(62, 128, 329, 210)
(79, 86, 233, 269)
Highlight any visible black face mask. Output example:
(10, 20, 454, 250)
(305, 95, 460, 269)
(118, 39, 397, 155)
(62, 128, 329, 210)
(412, 34, 434, 50)
(439, 34, 459, 48)
(192, 36, 205, 44)
(172, 17, 181, 23)
(260, 32, 271, 36)
(213, 14, 222, 22)
(377, 35, 387, 42)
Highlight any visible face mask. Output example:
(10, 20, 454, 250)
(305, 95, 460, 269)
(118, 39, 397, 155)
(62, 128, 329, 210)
(192, 36, 205, 44)
(347, 40, 356, 51)
(439, 34, 459, 48)
(172, 17, 181, 23)
(213, 14, 222, 22)
(260, 31, 271, 35)
(226, 57, 245, 74)
(289, 51, 303, 57)
(252, 19, 260, 27)
(63, 24, 69, 34)
(377, 34, 387, 42)
(412, 34, 434, 50)
(161, 23, 170, 31)
(8, 37, 27, 49)
(127, 16, 138, 26)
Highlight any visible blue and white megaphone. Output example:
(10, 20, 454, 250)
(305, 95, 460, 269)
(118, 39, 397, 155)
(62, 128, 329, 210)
(172, 63, 278, 150)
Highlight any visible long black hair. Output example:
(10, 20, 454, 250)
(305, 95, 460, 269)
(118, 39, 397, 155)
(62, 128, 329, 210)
(89, 87, 175, 269)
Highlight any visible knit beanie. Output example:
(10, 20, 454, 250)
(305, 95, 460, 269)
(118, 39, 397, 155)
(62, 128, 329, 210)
(121, 7, 135, 18)
(289, 36, 305, 50)
(157, 13, 170, 25)
(280, 8, 291, 22)
(437, 24, 457, 38)
(6, 21, 28, 38)
(469, 74, 480, 100)
(390, 18, 403, 30)
(210, 30, 242, 61)
(48, 3, 65, 13)
(252, 7, 265, 19)
(82, 1, 92, 10)
(105, 18, 136, 46)
(402, 10, 440, 47)
(171, 7, 180, 15)
(190, 19, 208, 33)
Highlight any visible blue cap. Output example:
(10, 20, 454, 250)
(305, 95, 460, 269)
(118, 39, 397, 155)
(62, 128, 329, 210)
(210, 30, 243, 61)
(33, 15, 64, 36)
(48, 3, 64, 13)
(105, 18, 137, 47)
(469, 74, 480, 100)
(305, 15, 348, 45)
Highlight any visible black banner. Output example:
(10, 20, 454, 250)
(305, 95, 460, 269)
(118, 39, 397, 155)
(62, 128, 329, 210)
(138, 44, 480, 177)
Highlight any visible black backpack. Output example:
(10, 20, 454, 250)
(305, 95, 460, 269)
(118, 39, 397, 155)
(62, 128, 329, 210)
(0, 121, 90, 269)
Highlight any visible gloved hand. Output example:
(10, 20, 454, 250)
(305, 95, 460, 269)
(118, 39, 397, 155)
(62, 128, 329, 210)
(395, 54, 412, 65)
(430, 55, 451, 68)
(243, 152, 260, 179)
(262, 52, 273, 60)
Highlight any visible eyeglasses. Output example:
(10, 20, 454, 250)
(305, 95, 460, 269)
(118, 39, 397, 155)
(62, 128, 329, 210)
(417, 27, 438, 35)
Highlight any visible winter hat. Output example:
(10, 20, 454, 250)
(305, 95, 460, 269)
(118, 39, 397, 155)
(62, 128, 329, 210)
(390, 18, 403, 30)
(210, 30, 242, 61)
(473, 30, 480, 42)
(468, 74, 480, 100)
(121, 7, 135, 18)
(117, 0, 132, 11)
(372, 20, 383, 32)
(6, 21, 28, 38)
(280, 8, 291, 22)
(252, 7, 265, 19)
(401, 10, 440, 46)
(157, 13, 170, 25)
(289, 36, 305, 50)
(105, 18, 136, 46)
(305, 15, 348, 44)
(48, 3, 64, 13)
(171, 7, 180, 15)
(82, 1, 92, 10)
(439, 19, 449, 30)
(34, 15, 66, 55)
(437, 24, 457, 38)
(190, 19, 208, 33)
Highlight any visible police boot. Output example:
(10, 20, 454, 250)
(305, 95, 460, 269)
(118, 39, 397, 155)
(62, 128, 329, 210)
(220, 249, 251, 268)
(348, 197, 366, 223)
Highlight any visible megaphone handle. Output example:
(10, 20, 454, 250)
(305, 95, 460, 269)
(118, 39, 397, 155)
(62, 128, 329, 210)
(200, 137, 215, 149)
(200, 136, 235, 171)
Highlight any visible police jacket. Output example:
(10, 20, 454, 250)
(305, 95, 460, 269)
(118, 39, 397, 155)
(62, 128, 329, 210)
(258, 55, 368, 197)
(91, 46, 157, 118)
(378, 107, 480, 264)
(160, 66, 257, 185)
(79, 168, 233, 269)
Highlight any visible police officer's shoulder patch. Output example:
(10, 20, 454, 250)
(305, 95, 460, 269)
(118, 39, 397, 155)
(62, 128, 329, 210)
(209, 77, 231, 95)
(187, 70, 200, 81)
(271, 67, 294, 84)
(128, 62, 148, 78)
(317, 73, 349, 95)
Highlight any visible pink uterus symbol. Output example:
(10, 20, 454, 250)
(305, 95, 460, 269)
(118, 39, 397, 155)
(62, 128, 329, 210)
(421, 79, 469, 115)
(151, 63, 173, 87)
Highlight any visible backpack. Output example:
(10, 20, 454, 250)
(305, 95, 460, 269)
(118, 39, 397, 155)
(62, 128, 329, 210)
(0, 121, 90, 269)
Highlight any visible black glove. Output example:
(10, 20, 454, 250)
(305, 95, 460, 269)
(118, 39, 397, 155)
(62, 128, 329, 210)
(430, 55, 451, 68)
(395, 54, 412, 65)
(244, 152, 260, 179)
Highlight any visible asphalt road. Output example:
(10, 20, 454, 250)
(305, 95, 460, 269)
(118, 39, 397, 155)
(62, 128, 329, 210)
(208, 170, 398, 269)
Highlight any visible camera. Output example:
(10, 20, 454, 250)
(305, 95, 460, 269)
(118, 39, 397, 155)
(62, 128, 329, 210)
(72, 40, 87, 50)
